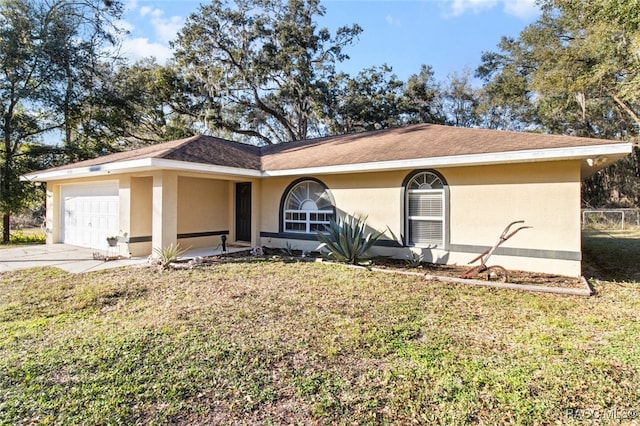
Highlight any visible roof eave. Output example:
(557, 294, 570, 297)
(262, 143, 633, 177)
(21, 142, 632, 182)
(21, 158, 262, 182)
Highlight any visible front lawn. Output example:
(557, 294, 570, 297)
(582, 228, 640, 282)
(1, 260, 639, 424)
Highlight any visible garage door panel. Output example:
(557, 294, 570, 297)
(61, 183, 119, 249)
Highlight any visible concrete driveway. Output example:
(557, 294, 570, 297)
(0, 244, 149, 274)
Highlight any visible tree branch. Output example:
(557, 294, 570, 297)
(251, 86, 297, 141)
(218, 122, 273, 145)
(610, 91, 640, 126)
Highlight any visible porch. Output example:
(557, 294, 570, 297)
(126, 173, 260, 256)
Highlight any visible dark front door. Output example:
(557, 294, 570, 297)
(235, 182, 252, 242)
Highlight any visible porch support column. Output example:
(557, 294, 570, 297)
(152, 172, 178, 254)
(118, 176, 131, 257)
(46, 182, 59, 244)
(228, 181, 236, 242)
(118, 176, 131, 236)
(251, 178, 261, 247)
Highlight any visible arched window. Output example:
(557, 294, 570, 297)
(405, 170, 448, 248)
(282, 179, 335, 233)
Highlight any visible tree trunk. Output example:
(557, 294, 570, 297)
(3, 213, 9, 244)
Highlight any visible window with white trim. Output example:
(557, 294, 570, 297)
(406, 171, 447, 247)
(283, 180, 334, 233)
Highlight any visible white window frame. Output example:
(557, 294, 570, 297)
(284, 209, 334, 233)
(405, 171, 447, 248)
(282, 179, 335, 234)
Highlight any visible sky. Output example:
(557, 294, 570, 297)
(119, 0, 541, 82)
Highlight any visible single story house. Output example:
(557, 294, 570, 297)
(23, 123, 632, 276)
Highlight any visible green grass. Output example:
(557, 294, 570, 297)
(582, 228, 640, 282)
(1, 259, 639, 424)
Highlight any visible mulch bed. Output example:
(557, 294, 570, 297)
(370, 258, 585, 289)
(199, 248, 585, 290)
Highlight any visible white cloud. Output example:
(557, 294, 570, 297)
(449, 0, 497, 16)
(502, 0, 539, 19)
(115, 19, 134, 34)
(154, 15, 184, 44)
(140, 7, 184, 44)
(447, 0, 539, 19)
(139, 5, 153, 16)
(115, 4, 185, 64)
(120, 37, 173, 63)
(385, 15, 402, 27)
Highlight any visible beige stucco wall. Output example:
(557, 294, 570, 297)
(444, 161, 581, 276)
(447, 161, 580, 251)
(176, 176, 230, 249)
(260, 172, 405, 239)
(129, 176, 153, 256)
(259, 160, 582, 276)
(45, 183, 59, 245)
(325, 172, 406, 239)
(251, 179, 262, 247)
(45, 159, 583, 276)
(47, 172, 239, 256)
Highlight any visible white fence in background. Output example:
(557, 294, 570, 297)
(582, 209, 640, 230)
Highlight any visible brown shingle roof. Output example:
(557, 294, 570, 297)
(47, 134, 262, 172)
(42, 124, 624, 174)
(259, 124, 620, 170)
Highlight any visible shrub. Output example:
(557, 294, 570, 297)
(316, 214, 384, 265)
(8, 229, 46, 245)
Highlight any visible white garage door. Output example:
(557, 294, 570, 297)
(61, 182, 119, 249)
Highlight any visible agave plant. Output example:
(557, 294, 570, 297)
(152, 243, 187, 269)
(405, 252, 425, 268)
(316, 214, 384, 264)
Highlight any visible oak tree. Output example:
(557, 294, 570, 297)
(0, 0, 123, 242)
(477, 0, 640, 206)
(172, 0, 362, 144)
